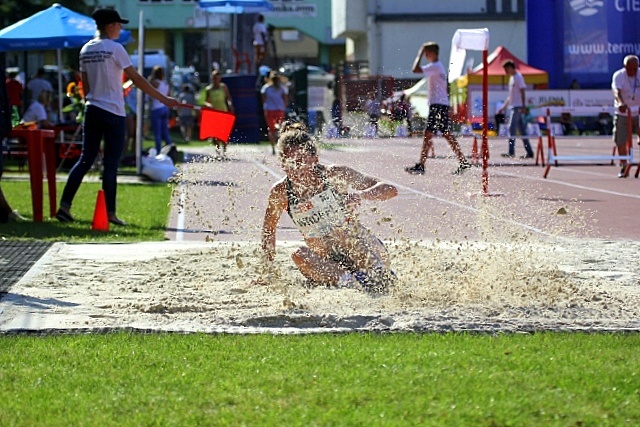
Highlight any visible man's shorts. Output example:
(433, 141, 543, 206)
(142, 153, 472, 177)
(425, 104, 452, 135)
(613, 114, 639, 147)
(265, 110, 285, 132)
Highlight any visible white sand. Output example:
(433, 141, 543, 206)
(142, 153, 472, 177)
(1, 238, 638, 333)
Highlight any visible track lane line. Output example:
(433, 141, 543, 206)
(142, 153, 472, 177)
(250, 157, 551, 236)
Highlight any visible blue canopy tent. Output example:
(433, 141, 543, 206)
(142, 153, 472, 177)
(0, 3, 132, 121)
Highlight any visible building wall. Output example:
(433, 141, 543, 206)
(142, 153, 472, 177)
(374, 21, 526, 78)
(333, 0, 527, 79)
(94, 0, 342, 73)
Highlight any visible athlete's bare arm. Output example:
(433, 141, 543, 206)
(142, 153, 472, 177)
(261, 179, 288, 261)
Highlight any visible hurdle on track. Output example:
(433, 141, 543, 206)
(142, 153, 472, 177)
(542, 107, 637, 178)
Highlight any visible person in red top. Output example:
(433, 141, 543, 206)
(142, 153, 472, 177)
(5, 71, 23, 113)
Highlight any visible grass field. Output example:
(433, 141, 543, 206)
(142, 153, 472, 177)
(0, 332, 638, 426)
(0, 180, 172, 242)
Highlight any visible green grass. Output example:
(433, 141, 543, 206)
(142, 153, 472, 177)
(0, 332, 638, 426)
(0, 180, 172, 242)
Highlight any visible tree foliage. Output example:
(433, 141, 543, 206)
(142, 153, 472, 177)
(0, 0, 97, 29)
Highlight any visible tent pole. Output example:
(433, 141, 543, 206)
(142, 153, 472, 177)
(56, 49, 63, 121)
(136, 10, 145, 175)
(481, 48, 489, 195)
(206, 10, 212, 80)
(56, 48, 64, 138)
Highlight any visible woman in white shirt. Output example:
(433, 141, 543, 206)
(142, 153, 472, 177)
(56, 8, 179, 226)
(149, 66, 172, 153)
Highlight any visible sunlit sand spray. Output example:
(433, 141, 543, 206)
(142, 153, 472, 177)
(161, 134, 639, 328)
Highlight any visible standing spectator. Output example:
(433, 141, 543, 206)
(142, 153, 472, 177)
(255, 65, 270, 141)
(405, 42, 471, 175)
(205, 70, 234, 158)
(560, 112, 576, 136)
(497, 59, 534, 159)
(364, 94, 381, 137)
(56, 8, 178, 226)
(0, 69, 26, 222)
(177, 84, 196, 142)
(148, 66, 172, 154)
(261, 71, 288, 155)
(611, 55, 640, 178)
(392, 93, 412, 136)
(253, 14, 268, 69)
(5, 71, 23, 114)
(22, 90, 54, 129)
(26, 67, 54, 105)
(123, 80, 137, 156)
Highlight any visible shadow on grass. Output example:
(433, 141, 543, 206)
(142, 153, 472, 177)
(0, 218, 168, 243)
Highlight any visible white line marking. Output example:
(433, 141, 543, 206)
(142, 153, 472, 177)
(250, 158, 283, 179)
(383, 178, 551, 236)
(175, 183, 187, 241)
(494, 170, 640, 200)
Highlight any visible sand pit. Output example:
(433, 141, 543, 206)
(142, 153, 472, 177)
(1, 238, 638, 333)
(3, 141, 639, 334)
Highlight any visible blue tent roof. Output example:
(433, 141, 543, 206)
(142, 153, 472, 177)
(197, 0, 273, 14)
(0, 3, 131, 51)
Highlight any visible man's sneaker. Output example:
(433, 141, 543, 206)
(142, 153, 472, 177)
(55, 208, 74, 223)
(500, 153, 515, 158)
(353, 268, 396, 294)
(618, 165, 628, 178)
(452, 161, 472, 175)
(108, 215, 127, 226)
(405, 163, 425, 175)
(520, 153, 534, 159)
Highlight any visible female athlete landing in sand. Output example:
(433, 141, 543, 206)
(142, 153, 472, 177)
(260, 122, 398, 293)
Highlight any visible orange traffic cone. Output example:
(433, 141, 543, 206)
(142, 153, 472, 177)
(91, 189, 109, 231)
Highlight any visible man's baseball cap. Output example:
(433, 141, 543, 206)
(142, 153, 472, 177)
(92, 8, 129, 26)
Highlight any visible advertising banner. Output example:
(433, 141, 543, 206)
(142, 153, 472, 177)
(562, 1, 640, 86)
(563, 1, 609, 73)
(470, 90, 612, 119)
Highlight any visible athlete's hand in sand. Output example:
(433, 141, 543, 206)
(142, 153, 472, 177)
(252, 254, 276, 286)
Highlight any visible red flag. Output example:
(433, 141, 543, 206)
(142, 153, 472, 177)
(199, 109, 236, 142)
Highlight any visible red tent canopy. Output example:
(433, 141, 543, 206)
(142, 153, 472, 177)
(458, 46, 548, 87)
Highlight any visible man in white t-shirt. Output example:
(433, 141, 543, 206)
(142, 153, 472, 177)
(497, 60, 534, 159)
(405, 42, 470, 176)
(611, 55, 639, 178)
(252, 14, 268, 69)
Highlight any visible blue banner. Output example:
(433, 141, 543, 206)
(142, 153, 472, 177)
(563, 1, 608, 73)
(563, 1, 640, 82)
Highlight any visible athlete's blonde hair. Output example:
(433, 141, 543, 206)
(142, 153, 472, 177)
(277, 121, 317, 156)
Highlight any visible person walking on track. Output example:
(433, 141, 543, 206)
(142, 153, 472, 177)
(405, 42, 471, 176)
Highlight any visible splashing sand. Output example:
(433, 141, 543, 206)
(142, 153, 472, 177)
(1, 238, 638, 333)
